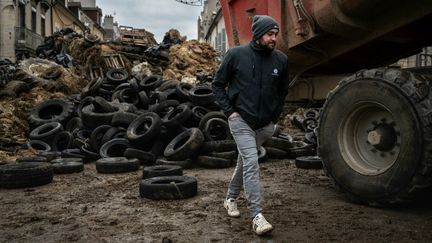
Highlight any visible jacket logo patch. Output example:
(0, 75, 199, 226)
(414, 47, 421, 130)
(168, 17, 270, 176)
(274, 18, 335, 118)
(272, 68, 280, 77)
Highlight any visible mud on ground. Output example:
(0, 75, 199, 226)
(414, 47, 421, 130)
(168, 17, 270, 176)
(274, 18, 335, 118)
(0, 159, 431, 242)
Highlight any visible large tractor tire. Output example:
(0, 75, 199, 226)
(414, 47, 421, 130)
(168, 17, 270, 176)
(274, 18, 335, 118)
(318, 68, 432, 206)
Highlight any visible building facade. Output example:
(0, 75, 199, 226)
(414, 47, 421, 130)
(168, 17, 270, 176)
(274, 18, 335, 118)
(198, 0, 228, 54)
(0, 0, 104, 61)
(103, 14, 120, 41)
(1, 0, 53, 60)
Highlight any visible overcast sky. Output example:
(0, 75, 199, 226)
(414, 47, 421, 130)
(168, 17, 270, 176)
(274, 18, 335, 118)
(97, 0, 203, 43)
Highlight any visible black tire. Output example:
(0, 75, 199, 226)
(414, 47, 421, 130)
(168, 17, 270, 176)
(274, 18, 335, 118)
(28, 99, 75, 128)
(29, 122, 64, 144)
(198, 111, 227, 132)
(196, 155, 232, 168)
(124, 148, 156, 165)
(96, 157, 140, 173)
(127, 112, 162, 147)
(287, 143, 316, 159)
(80, 144, 101, 162)
(265, 147, 287, 159)
(319, 68, 432, 206)
(81, 102, 128, 129)
(100, 127, 126, 146)
(162, 104, 192, 129)
(140, 75, 163, 91)
(111, 112, 138, 128)
(90, 125, 112, 151)
(0, 162, 53, 188)
(148, 100, 179, 117)
(175, 82, 194, 101)
(65, 117, 83, 132)
(188, 85, 215, 105)
(38, 151, 61, 161)
(304, 108, 320, 119)
(138, 91, 149, 110)
(52, 131, 73, 151)
(203, 118, 231, 141)
(139, 175, 197, 200)
(263, 136, 294, 152)
(116, 88, 140, 106)
(302, 117, 318, 132)
(77, 96, 94, 118)
(208, 150, 238, 160)
(106, 68, 128, 83)
(155, 158, 193, 169)
(92, 96, 117, 113)
(142, 165, 183, 179)
(82, 77, 103, 97)
(16, 156, 48, 163)
(52, 161, 84, 174)
(163, 128, 204, 161)
(186, 106, 209, 127)
(99, 138, 131, 158)
(51, 157, 84, 164)
(201, 140, 237, 153)
(148, 91, 168, 107)
(158, 79, 180, 92)
(295, 156, 323, 169)
(27, 140, 51, 152)
(61, 149, 87, 161)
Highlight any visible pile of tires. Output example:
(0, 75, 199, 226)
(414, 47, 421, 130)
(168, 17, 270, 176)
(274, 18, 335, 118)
(283, 108, 323, 169)
(20, 68, 236, 171)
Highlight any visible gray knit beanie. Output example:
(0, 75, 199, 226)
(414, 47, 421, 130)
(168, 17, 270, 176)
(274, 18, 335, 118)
(252, 15, 279, 40)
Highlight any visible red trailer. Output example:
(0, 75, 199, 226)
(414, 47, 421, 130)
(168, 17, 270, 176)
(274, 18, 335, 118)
(220, 0, 432, 206)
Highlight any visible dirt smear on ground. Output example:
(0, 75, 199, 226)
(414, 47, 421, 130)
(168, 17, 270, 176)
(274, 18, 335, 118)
(0, 159, 431, 242)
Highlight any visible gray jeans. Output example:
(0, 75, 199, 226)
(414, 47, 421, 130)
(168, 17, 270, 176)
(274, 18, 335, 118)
(226, 115, 274, 218)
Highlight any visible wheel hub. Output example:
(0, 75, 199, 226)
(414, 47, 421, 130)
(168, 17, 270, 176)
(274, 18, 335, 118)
(340, 104, 401, 175)
(367, 124, 397, 151)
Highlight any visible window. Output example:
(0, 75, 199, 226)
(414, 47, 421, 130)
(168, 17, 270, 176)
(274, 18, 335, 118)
(18, 1, 25, 28)
(31, 6, 37, 32)
(41, 15, 46, 37)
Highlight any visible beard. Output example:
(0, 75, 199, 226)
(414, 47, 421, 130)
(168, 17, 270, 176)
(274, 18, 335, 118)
(259, 39, 276, 50)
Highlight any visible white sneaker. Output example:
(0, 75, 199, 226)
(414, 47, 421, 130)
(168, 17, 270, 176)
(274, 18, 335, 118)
(223, 198, 240, 217)
(252, 213, 273, 235)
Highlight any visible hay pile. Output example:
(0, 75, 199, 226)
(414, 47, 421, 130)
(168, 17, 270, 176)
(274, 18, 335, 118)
(163, 40, 219, 81)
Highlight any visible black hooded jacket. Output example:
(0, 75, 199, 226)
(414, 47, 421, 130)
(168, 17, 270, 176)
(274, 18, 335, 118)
(212, 41, 289, 129)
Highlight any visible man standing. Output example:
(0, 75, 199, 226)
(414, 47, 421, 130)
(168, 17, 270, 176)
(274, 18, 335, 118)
(212, 15, 289, 235)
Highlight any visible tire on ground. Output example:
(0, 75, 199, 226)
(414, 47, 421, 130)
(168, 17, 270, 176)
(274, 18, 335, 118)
(142, 165, 183, 179)
(96, 157, 140, 173)
(163, 128, 204, 161)
(52, 161, 84, 174)
(0, 162, 53, 188)
(139, 175, 197, 200)
(295, 156, 323, 169)
(196, 155, 232, 168)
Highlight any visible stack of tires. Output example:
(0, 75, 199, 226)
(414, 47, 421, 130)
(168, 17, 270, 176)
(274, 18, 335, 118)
(21, 68, 235, 171)
(288, 108, 323, 169)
